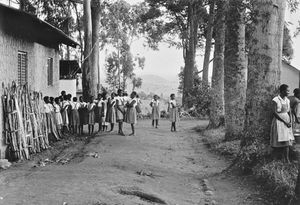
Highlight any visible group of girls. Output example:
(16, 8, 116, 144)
(150, 93, 179, 132)
(43, 89, 140, 138)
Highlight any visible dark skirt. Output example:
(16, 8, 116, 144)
(71, 109, 80, 126)
(79, 107, 88, 125)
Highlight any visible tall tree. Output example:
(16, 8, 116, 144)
(91, 0, 101, 93)
(241, 0, 286, 163)
(202, 0, 215, 87)
(82, 0, 93, 100)
(183, 0, 201, 108)
(208, 0, 226, 128)
(224, 0, 247, 141)
(142, 0, 207, 108)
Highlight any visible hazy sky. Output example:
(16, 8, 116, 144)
(106, 0, 300, 84)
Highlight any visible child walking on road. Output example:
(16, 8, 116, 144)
(168, 93, 179, 132)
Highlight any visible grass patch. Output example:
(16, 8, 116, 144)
(200, 126, 298, 204)
(253, 161, 298, 202)
(202, 127, 239, 158)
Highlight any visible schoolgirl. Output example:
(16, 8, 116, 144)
(106, 92, 117, 132)
(54, 97, 63, 138)
(168, 93, 179, 132)
(78, 96, 87, 135)
(71, 97, 81, 134)
(100, 92, 108, 131)
(87, 96, 96, 135)
(116, 89, 125, 136)
(150, 95, 160, 128)
(61, 95, 70, 135)
(125, 91, 138, 136)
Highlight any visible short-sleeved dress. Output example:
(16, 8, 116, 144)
(151, 99, 160, 120)
(169, 99, 179, 122)
(270, 96, 294, 147)
(125, 98, 137, 124)
(54, 103, 63, 129)
(71, 102, 80, 126)
(61, 100, 70, 126)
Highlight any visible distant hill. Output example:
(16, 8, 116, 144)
(135, 74, 180, 98)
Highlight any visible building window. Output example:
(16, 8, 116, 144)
(47, 58, 53, 86)
(17, 51, 28, 86)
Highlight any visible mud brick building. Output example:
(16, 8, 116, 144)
(0, 3, 77, 158)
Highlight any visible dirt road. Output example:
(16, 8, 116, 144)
(0, 120, 268, 205)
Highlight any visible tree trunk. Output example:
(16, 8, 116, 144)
(241, 0, 285, 147)
(202, 0, 215, 87)
(82, 0, 93, 101)
(224, 0, 247, 141)
(91, 0, 101, 95)
(208, 0, 225, 129)
(182, 1, 199, 108)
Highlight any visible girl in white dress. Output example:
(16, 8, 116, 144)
(54, 97, 63, 138)
(116, 89, 125, 136)
(125, 91, 138, 136)
(270, 84, 294, 162)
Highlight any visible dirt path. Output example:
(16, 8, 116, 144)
(0, 120, 268, 205)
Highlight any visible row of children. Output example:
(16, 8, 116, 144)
(43, 89, 140, 139)
(150, 93, 179, 132)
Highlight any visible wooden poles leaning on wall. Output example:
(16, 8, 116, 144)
(2, 82, 50, 161)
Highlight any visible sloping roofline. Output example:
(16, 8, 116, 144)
(282, 60, 299, 73)
(0, 3, 78, 48)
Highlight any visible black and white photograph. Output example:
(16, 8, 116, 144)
(0, 0, 300, 204)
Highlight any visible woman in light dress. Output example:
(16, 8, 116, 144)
(125, 91, 138, 136)
(116, 89, 125, 136)
(54, 97, 63, 138)
(270, 84, 294, 163)
(150, 95, 160, 128)
(168, 93, 179, 132)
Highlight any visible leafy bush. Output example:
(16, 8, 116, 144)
(186, 83, 212, 117)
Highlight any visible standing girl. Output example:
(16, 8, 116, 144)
(106, 92, 117, 132)
(125, 91, 138, 136)
(78, 96, 87, 135)
(116, 89, 125, 136)
(54, 97, 63, 138)
(100, 92, 108, 131)
(270, 84, 294, 162)
(71, 97, 81, 134)
(95, 93, 103, 132)
(168, 93, 179, 132)
(61, 95, 70, 135)
(87, 97, 96, 135)
(150, 95, 160, 128)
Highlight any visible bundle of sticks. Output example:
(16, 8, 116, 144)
(2, 82, 49, 161)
